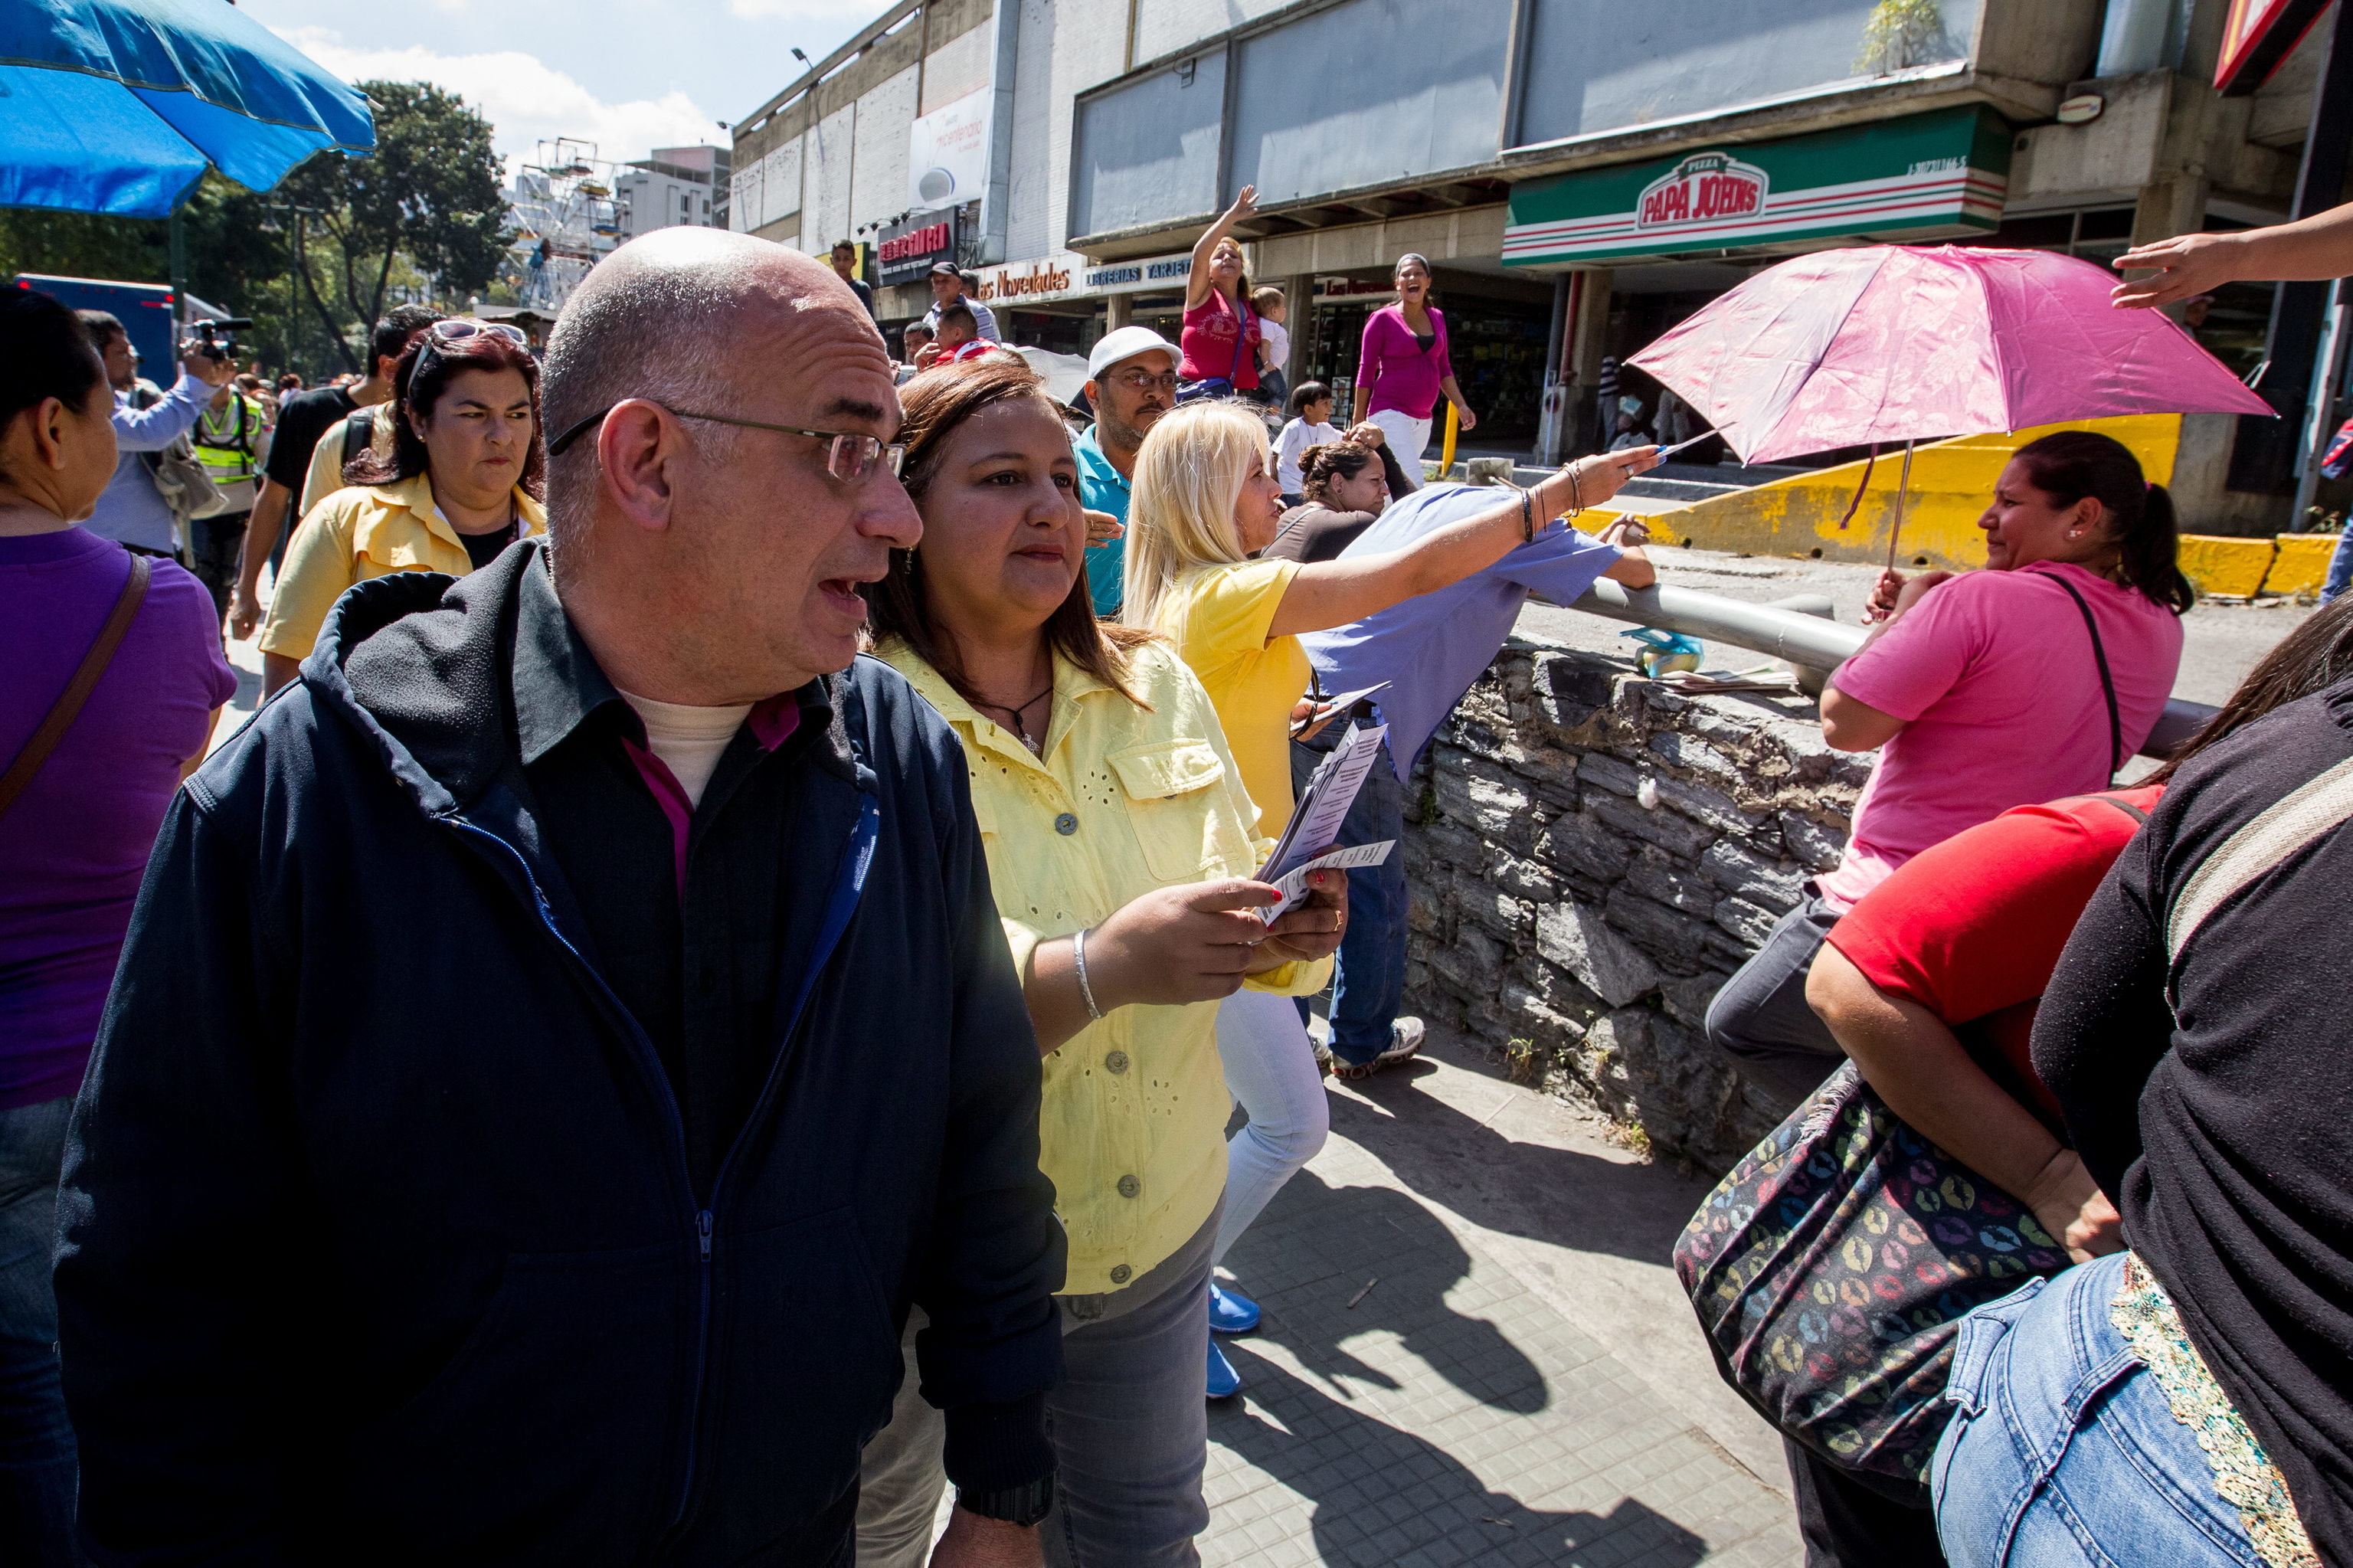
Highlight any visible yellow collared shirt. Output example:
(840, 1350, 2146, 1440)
(879, 637, 1327, 1295)
(257, 473, 548, 662)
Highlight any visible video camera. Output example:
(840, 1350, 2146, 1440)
(188, 317, 254, 362)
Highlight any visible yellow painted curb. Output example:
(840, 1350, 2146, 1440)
(2262, 534, 2340, 597)
(1630, 416, 2182, 571)
(2177, 535, 2276, 597)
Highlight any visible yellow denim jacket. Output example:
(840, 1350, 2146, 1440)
(879, 637, 1327, 1295)
(257, 474, 547, 662)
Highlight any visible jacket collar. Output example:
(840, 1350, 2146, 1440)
(510, 552, 838, 774)
(365, 473, 550, 553)
(878, 637, 1113, 775)
(303, 538, 859, 827)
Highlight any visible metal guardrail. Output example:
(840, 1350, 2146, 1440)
(1567, 579, 2216, 761)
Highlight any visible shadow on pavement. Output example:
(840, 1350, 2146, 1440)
(1211, 1350, 1710, 1567)
(1326, 1045, 1716, 1272)
(1224, 1167, 1547, 1416)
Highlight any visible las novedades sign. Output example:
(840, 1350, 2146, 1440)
(1504, 105, 2011, 267)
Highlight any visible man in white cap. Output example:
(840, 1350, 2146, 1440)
(1073, 326, 1178, 617)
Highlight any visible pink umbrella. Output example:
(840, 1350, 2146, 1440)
(1628, 244, 2270, 464)
(1626, 244, 2270, 566)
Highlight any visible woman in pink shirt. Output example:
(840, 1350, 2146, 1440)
(1176, 186, 1263, 401)
(1350, 254, 1477, 466)
(1705, 430, 2188, 1102)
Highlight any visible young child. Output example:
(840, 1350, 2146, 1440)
(896, 322, 934, 384)
(921, 304, 992, 368)
(1252, 286, 1291, 408)
(1275, 380, 1340, 504)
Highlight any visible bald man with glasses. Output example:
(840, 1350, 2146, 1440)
(57, 229, 1065, 1568)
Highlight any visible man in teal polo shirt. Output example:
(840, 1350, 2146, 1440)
(1074, 327, 1178, 617)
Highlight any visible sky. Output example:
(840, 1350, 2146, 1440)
(239, 0, 897, 177)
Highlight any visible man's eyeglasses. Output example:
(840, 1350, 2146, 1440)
(1108, 369, 1180, 393)
(545, 402, 906, 483)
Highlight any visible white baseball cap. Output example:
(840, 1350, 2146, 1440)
(1087, 326, 1179, 381)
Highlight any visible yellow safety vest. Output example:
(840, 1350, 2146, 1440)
(192, 394, 262, 483)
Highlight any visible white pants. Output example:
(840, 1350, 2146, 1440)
(1211, 987, 1328, 1265)
(1368, 408, 1434, 470)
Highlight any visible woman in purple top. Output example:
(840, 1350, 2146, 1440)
(1176, 185, 1264, 401)
(0, 287, 234, 1563)
(1353, 254, 1477, 468)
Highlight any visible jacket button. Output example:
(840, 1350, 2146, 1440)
(1104, 1049, 1130, 1074)
(1117, 1174, 1141, 1199)
(1109, 1263, 1132, 1284)
(1055, 812, 1078, 836)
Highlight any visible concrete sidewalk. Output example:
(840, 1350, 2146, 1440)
(1203, 1031, 1804, 1566)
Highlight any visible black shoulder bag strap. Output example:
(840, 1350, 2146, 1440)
(1230, 294, 1255, 385)
(0, 554, 151, 821)
(2050, 572, 2123, 779)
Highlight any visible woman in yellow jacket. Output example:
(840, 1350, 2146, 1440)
(257, 320, 545, 694)
(856, 358, 1345, 1567)
(1121, 398, 1659, 1381)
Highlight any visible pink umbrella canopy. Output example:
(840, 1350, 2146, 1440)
(1627, 244, 2272, 465)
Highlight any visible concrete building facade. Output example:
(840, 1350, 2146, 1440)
(732, 0, 2348, 532)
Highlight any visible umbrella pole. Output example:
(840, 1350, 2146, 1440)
(1885, 438, 1916, 571)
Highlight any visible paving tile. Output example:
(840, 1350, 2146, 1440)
(1201, 1108, 1802, 1567)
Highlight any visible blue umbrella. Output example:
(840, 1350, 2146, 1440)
(0, 0, 375, 218)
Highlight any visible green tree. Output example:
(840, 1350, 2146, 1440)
(278, 80, 510, 372)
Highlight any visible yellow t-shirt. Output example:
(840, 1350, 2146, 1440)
(878, 639, 1324, 1294)
(1154, 558, 1311, 836)
(257, 473, 547, 662)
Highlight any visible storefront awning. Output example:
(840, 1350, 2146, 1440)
(1504, 105, 2012, 270)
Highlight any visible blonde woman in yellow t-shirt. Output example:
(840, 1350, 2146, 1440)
(855, 358, 1345, 1566)
(1122, 398, 1659, 1381)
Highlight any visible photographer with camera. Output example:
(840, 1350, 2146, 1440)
(189, 327, 269, 625)
(74, 311, 234, 561)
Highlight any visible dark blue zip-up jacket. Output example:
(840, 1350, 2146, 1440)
(54, 548, 1065, 1565)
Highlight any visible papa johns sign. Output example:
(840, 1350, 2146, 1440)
(1636, 153, 1768, 230)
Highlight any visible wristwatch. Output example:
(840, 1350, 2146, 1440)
(958, 1474, 1055, 1527)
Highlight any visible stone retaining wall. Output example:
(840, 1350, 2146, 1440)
(1399, 633, 1871, 1174)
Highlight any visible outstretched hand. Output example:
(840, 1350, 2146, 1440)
(1566, 447, 1660, 508)
(2111, 231, 2246, 309)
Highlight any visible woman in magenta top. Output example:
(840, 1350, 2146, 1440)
(0, 286, 234, 1560)
(1351, 253, 1477, 466)
(1703, 430, 2189, 1103)
(1177, 185, 1263, 398)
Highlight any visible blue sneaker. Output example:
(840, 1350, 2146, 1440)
(1206, 1337, 1242, 1399)
(1209, 1282, 1261, 1334)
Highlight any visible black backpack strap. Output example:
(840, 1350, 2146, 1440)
(341, 408, 374, 471)
(2050, 572, 2123, 779)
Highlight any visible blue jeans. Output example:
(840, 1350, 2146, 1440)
(1288, 734, 1407, 1066)
(0, 1095, 80, 1566)
(2325, 527, 2353, 604)
(1932, 1252, 2269, 1568)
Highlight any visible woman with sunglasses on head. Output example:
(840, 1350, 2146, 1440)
(854, 358, 1344, 1566)
(257, 320, 545, 696)
(1124, 401, 1657, 1392)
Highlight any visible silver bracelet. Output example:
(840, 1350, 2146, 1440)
(1072, 927, 1105, 1020)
